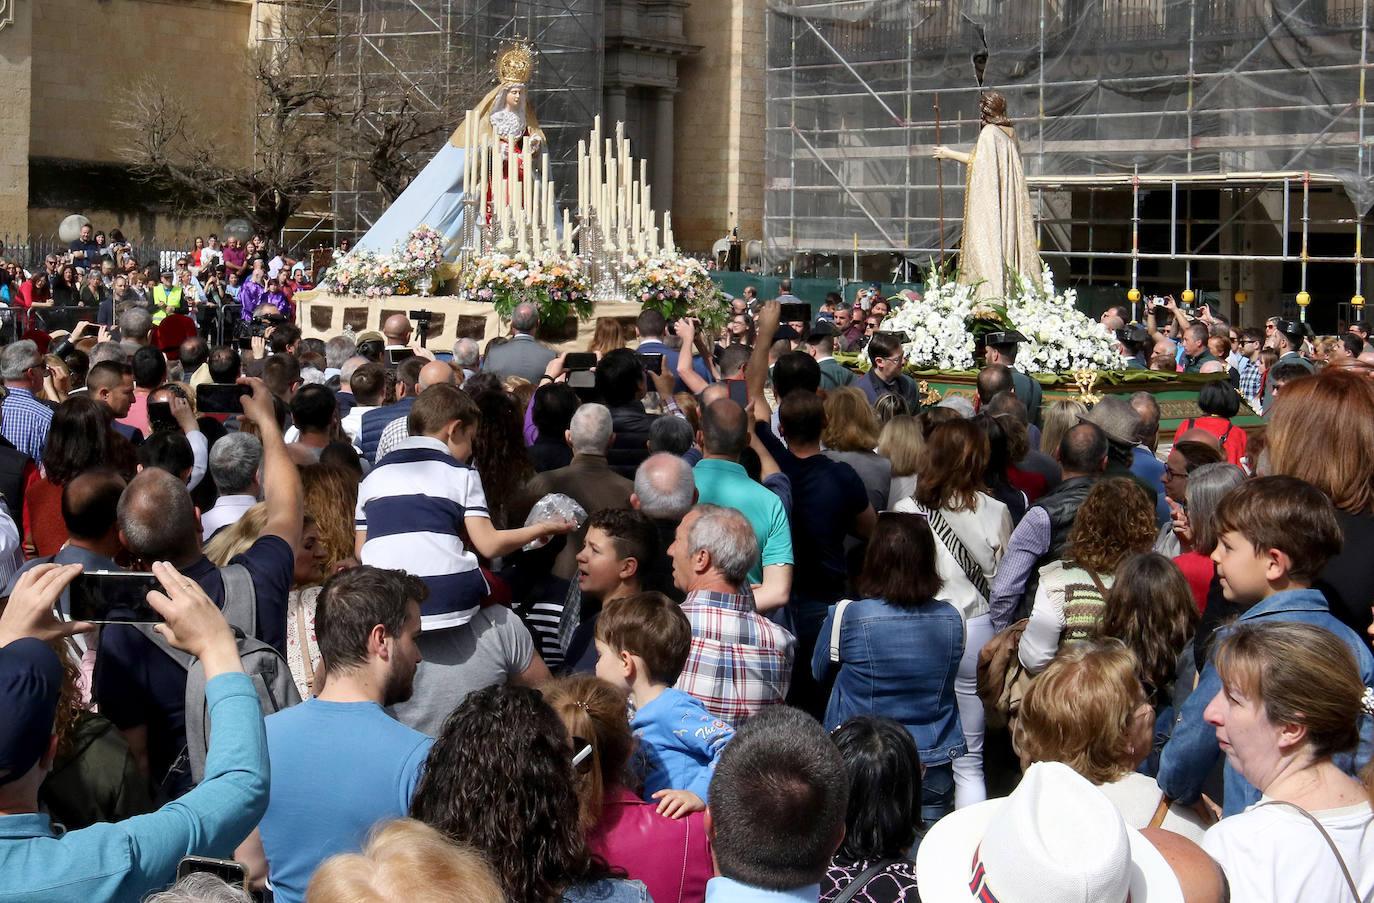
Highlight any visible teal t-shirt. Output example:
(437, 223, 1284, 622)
(259, 698, 433, 903)
(692, 457, 794, 585)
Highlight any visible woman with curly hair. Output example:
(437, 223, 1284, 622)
(544, 675, 712, 903)
(469, 389, 534, 530)
(893, 418, 1011, 808)
(1019, 477, 1158, 674)
(300, 464, 360, 574)
(410, 684, 650, 903)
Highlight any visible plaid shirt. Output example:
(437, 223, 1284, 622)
(676, 588, 795, 723)
(1, 388, 52, 462)
(1237, 357, 1262, 407)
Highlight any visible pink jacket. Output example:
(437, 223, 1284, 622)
(587, 786, 713, 903)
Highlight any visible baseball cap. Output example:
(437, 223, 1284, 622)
(356, 331, 385, 346)
(0, 638, 64, 783)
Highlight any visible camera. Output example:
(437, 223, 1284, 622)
(409, 309, 433, 348)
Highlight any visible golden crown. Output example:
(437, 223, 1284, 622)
(496, 41, 536, 86)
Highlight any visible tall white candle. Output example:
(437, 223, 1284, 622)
(563, 208, 572, 255)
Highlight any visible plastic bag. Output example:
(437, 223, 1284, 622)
(521, 493, 587, 550)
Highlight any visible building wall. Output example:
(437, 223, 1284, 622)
(28, 0, 254, 233)
(0, 1, 34, 234)
(31, 0, 254, 164)
(673, 0, 765, 252)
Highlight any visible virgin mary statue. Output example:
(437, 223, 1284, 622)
(933, 92, 1042, 301)
(353, 42, 547, 255)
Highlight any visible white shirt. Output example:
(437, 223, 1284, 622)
(892, 492, 1010, 620)
(340, 405, 378, 445)
(1203, 798, 1374, 902)
(0, 507, 22, 589)
(201, 494, 257, 539)
(1097, 772, 1208, 842)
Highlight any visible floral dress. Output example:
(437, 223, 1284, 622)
(285, 585, 323, 699)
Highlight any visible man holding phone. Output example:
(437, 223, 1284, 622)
(95, 377, 301, 799)
(0, 562, 270, 902)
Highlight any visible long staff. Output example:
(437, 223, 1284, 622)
(934, 93, 945, 263)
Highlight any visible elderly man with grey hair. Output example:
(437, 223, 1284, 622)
(480, 301, 555, 383)
(118, 307, 153, 349)
(0, 339, 53, 461)
(202, 432, 264, 538)
(631, 452, 699, 602)
(671, 503, 796, 722)
(451, 337, 481, 380)
(515, 402, 633, 583)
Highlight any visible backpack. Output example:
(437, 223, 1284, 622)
(139, 564, 301, 785)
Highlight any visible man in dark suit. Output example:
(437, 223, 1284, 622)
(984, 330, 1043, 427)
(481, 301, 556, 384)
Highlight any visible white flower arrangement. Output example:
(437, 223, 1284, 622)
(879, 264, 1127, 373)
(322, 225, 447, 297)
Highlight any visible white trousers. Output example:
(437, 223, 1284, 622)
(954, 612, 995, 809)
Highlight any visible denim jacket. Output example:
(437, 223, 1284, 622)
(1156, 588, 1374, 815)
(812, 597, 967, 764)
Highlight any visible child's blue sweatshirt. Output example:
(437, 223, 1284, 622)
(631, 687, 734, 801)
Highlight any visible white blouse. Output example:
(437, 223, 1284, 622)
(892, 491, 1010, 621)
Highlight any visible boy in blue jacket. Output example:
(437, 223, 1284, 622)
(595, 591, 734, 819)
(1157, 476, 1374, 815)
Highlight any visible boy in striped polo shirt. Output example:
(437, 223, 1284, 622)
(355, 384, 573, 630)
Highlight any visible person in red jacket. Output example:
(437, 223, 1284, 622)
(545, 675, 713, 903)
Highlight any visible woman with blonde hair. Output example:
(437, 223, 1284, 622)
(1201, 621, 1374, 901)
(299, 464, 361, 574)
(894, 418, 1011, 808)
(1265, 367, 1374, 635)
(877, 414, 923, 508)
(307, 818, 505, 903)
(1039, 398, 1087, 459)
(1019, 477, 1158, 674)
(822, 386, 891, 512)
(206, 504, 329, 697)
(543, 675, 712, 903)
(588, 318, 626, 356)
(1015, 639, 1208, 840)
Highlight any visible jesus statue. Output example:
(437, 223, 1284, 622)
(933, 91, 1042, 302)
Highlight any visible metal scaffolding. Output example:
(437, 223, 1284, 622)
(763, 0, 1373, 290)
(254, 0, 602, 249)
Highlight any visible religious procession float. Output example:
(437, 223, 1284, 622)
(300, 45, 1239, 427)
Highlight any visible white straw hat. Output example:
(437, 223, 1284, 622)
(916, 762, 1183, 903)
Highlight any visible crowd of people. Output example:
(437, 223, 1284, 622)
(0, 264, 1372, 903)
(0, 225, 307, 335)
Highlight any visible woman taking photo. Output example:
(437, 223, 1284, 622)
(544, 675, 712, 903)
(822, 717, 924, 902)
(813, 512, 965, 822)
(1015, 640, 1208, 841)
(1018, 477, 1157, 674)
(1201, 621, 1373, 901)
(50, 264, 79, 306)
(893, 418, 1010, 808)
(411, 684, 650, 903)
